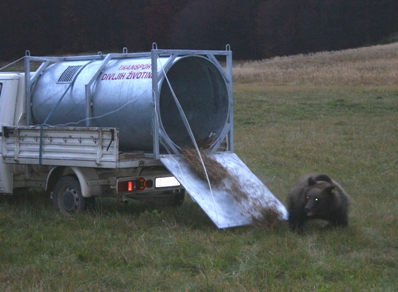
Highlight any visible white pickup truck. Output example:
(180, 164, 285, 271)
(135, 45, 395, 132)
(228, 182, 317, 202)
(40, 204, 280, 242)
(0, 47, 287, 228)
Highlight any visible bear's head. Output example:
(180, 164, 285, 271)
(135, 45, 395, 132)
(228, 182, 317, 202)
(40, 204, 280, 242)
(304, 176, 337, 217)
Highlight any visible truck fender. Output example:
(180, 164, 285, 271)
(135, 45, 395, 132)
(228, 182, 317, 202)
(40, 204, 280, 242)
(47, 166, 101, 198)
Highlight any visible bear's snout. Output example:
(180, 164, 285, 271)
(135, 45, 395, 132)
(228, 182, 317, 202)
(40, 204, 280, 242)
(304, 206, 314, 216)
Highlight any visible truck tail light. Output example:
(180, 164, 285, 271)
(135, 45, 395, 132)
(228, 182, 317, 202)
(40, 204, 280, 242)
(118, 177, 147, 193)
(118, 180, 135, 192)
(127, 181, 134, 192)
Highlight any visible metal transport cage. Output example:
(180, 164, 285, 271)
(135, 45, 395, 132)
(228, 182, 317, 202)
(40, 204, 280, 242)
(24, 44, 234, 157)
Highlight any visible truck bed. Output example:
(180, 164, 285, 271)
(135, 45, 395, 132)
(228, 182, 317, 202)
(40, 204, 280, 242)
(1, 126, 161, 168)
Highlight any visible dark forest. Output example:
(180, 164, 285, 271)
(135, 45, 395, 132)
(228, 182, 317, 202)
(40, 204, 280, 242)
(1, 0, 398, 60)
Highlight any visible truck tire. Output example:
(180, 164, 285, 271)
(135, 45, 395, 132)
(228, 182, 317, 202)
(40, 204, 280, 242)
(52, 175, 86, 216)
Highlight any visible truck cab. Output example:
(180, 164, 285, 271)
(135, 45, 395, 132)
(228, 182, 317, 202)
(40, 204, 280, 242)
(0, 73, 25, 194)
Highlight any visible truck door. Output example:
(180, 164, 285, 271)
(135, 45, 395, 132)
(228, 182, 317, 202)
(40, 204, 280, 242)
(0, 77, 19, 194)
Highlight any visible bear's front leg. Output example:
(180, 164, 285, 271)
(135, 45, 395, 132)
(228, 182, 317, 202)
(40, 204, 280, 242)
(288, 211, 307, 232)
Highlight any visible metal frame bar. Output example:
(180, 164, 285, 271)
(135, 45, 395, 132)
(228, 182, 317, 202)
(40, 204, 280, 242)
(84, 53, 112, 126)
(24, 52, 32, 125)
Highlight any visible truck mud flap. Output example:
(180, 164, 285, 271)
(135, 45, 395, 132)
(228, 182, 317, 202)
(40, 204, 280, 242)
(160, 152, 288, 229)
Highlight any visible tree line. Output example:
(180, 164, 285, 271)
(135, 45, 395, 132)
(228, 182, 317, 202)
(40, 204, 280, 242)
(1, 0, 397, 61)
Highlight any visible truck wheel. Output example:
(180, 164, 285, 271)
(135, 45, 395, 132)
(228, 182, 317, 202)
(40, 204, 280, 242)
(52, 176, 85, 216)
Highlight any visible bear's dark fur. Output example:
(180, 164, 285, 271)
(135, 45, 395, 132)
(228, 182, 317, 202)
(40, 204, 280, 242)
(287, 174, 349, 231)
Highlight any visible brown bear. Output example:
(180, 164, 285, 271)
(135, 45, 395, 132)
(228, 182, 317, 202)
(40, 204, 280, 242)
(287, 174, 349, 231)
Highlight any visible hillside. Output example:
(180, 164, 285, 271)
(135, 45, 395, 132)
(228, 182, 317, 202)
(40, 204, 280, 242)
(233, 42, 398, 86)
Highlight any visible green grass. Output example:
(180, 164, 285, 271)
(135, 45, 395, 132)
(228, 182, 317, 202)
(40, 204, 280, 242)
(1, 46, 398, 290)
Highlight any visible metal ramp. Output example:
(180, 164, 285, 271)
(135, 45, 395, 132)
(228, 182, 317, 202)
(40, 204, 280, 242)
(161, 152, 288, 229)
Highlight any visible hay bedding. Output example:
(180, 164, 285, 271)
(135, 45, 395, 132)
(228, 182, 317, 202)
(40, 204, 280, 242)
(181, 147, 248, 202)
(180, 148, 229, 187)
(181, 148, 282, 228)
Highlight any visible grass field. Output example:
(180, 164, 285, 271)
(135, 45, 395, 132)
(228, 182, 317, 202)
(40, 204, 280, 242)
(1, 43, 398, 291)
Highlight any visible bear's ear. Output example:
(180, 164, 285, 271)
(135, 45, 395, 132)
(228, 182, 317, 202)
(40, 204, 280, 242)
(315, 174, 333, 183)
(307, 176, 317, 186)
(325, 186, 336, 196)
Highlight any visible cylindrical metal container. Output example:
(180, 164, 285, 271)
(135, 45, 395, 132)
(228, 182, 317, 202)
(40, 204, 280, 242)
(31, 55, 229, 152)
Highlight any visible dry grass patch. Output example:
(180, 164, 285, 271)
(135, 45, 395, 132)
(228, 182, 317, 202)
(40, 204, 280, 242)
(234, 42, 398, 85)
